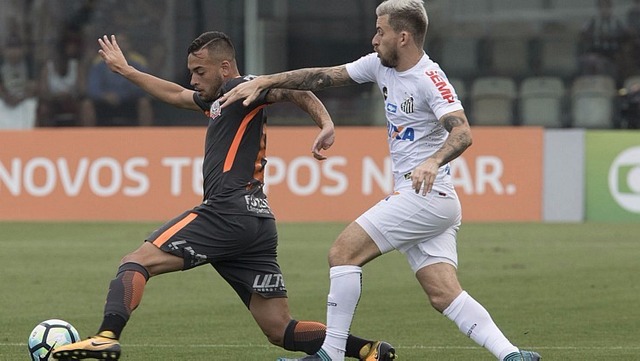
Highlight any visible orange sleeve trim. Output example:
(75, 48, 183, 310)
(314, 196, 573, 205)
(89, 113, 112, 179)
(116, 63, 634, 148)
(224, 105, 266, 172)
(152, 212, 198, 247)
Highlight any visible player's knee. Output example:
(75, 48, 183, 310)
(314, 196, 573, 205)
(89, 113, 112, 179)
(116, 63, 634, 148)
(427, 290, 460, 313)
(120, 252, 144, 266)
(428, 294, 449, 313)
(327, 245, 348, 266)
(328, 240, 379, 267)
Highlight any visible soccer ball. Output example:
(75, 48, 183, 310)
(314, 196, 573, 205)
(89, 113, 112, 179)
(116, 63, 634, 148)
(28, 319, 80, 361)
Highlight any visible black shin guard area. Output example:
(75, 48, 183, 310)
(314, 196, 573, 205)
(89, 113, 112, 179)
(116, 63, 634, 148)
(100, 262, 150, 337)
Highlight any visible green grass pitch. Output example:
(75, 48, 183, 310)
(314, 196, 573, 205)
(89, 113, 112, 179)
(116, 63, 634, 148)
(2, 221, 639, 360)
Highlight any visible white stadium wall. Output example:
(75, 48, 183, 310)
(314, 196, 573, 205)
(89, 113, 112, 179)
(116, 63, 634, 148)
(543, 129, 585, 222)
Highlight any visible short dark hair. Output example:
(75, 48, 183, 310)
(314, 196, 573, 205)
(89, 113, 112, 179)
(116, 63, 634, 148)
(187, 31, 236, 60)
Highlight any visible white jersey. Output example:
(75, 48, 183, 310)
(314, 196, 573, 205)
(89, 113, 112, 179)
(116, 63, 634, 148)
(346, 52, 463, 192)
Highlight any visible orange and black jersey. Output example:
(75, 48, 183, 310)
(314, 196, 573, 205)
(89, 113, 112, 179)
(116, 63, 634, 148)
(193, 76, 273, 218)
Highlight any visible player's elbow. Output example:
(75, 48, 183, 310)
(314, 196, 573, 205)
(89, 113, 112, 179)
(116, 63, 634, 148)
(464, 132, 473, 149)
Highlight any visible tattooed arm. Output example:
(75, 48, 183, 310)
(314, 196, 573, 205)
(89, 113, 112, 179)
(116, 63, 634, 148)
(220, 65, 356, 108)
(432, 110, 473, 166)
(266, 89, 335, 160)
(410, 110, 473, 195)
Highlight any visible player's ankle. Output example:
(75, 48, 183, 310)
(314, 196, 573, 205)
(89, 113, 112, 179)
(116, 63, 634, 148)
(97, 331, 117, 339)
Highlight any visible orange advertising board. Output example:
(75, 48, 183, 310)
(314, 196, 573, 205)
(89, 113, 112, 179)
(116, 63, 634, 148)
(0, 127, 542, 222)
(451, 127, 543, 221)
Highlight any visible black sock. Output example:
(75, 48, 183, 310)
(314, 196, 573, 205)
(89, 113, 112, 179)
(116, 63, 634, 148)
(346, 334, 372, 358)
(98, 313, 126, 339)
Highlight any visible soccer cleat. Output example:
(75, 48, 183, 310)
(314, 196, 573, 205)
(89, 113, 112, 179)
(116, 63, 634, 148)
(52, 335, 121, 360)
(359, 341, 397, 361)
(504, 350, 542, 361)
(519, 350, 542, 360)
(276, 348, 333, 361)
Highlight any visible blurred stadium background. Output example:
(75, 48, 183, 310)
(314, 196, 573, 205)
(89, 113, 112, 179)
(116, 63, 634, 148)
(1, 2, 640, 360)
(1, 0, 640, 128)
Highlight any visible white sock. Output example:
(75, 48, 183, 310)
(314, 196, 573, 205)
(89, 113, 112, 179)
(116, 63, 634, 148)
(322, 265, 362, 361)
(443, 291, 519, 360)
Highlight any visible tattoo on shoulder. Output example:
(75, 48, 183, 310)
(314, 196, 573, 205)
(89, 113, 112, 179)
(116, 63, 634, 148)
(442, 115, 465, 133)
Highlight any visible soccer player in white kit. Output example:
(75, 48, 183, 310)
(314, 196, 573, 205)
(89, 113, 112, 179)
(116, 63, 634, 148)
(221, 1, 542, 360)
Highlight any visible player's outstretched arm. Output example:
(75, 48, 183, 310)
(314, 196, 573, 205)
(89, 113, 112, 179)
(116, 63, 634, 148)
(98, 35, 198, 111)
(266, 89, 335, 160)
(411, 110, 473, 195)
(220, 65, 356, 108)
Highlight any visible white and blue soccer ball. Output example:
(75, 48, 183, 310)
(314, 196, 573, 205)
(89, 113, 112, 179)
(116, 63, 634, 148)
(28, 319, 80, 361)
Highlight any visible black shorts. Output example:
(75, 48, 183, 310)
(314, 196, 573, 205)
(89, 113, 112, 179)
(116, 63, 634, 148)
(146, 203, 286, 307)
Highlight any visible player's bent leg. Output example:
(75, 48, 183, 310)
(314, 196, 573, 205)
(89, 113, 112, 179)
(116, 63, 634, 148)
(54, 243, 184, 360)
(249, 294, 292, 346)
(123, 241, 185, 277)
(415, 262, 463, 312)
(96, 243, 183, 340)
(328, 222, 382, 267)
(417, 263, 536, 360)
(52, 335, 121, 360)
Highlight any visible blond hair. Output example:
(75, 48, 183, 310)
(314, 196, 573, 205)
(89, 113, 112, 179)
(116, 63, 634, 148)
(376, 0, 428, 47)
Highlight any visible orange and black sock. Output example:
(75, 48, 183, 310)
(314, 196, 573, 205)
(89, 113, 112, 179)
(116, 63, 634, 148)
(283, 320, 325, 354)
(283, 319, 371, 358)
(98, 262, 149, 339)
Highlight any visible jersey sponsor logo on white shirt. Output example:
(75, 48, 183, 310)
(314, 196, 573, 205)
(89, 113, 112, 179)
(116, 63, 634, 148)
(386, 102, 398, 113)
(387, 122, 415, 141)
(425, 70, 455, 103)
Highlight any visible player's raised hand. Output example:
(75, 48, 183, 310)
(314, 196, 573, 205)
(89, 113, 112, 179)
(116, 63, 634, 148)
(98, 35, 128, 74)
(219, 76, 265, 108)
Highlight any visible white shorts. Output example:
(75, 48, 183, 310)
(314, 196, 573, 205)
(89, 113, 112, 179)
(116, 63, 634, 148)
(356, 189, 462, 273)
